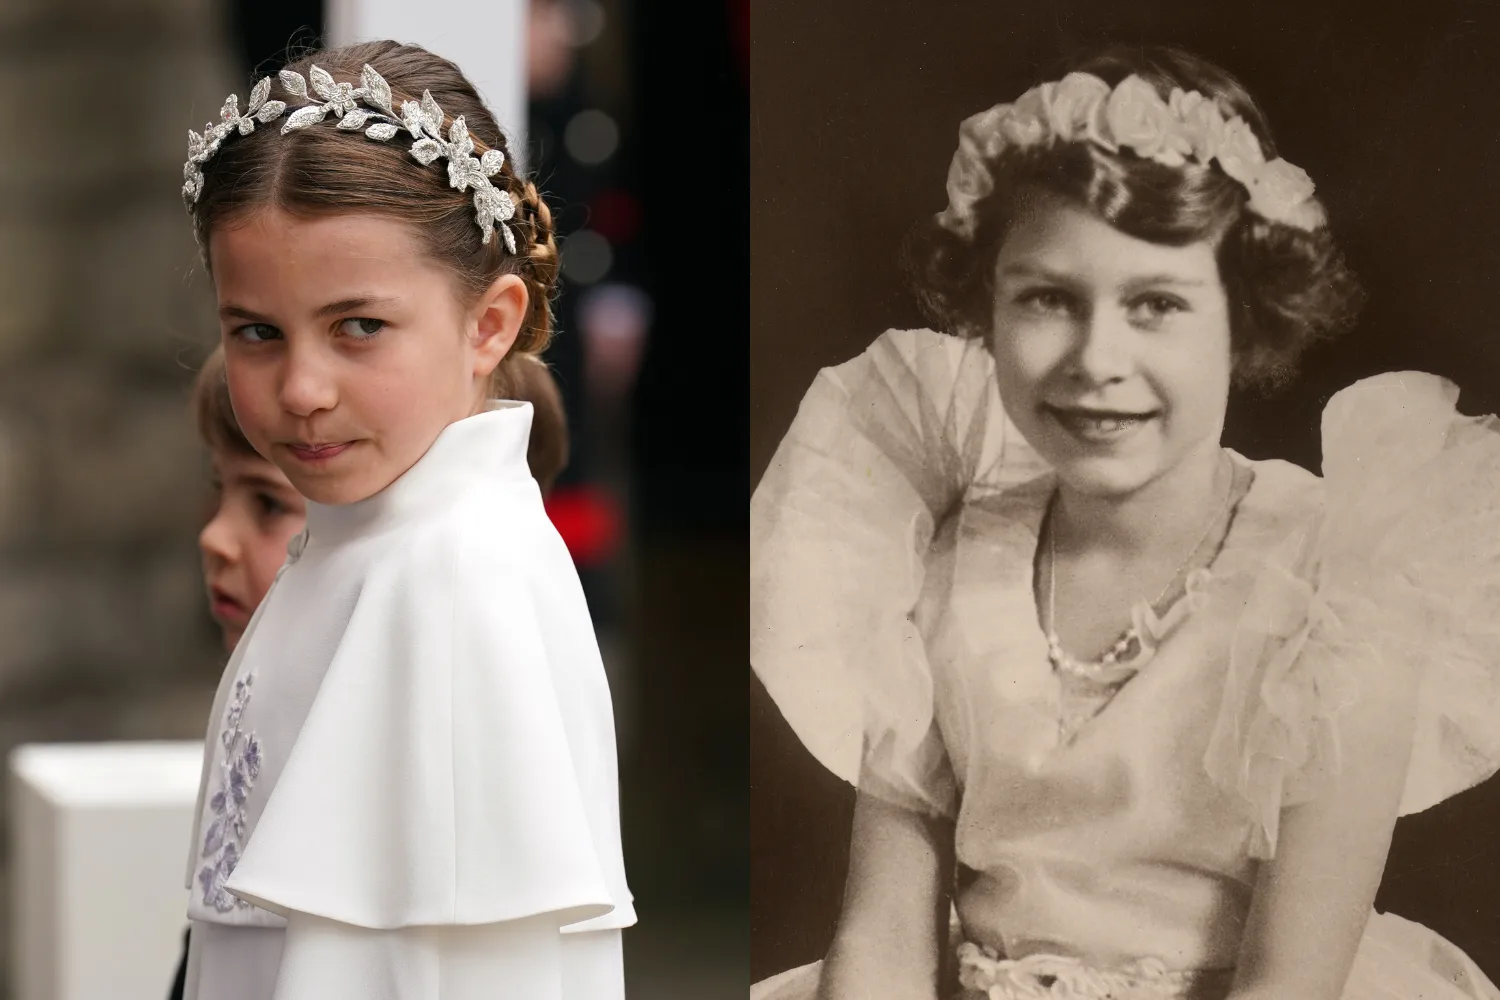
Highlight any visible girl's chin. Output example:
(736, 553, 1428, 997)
(1026, 433, 1153, 492)
(282, 467, 392, 506)
(1044, 451, 1165, 499)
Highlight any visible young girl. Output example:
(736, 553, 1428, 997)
(176, 41, 634, 1000)
(751, 46, 1500, 1000)
(169, 339, 574, 997)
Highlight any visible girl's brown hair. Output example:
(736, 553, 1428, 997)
(189, 40, 563, 403)
(192, 346, 257, 460)
(191, 345, 569, 493)
(905, 45, 1364, 392)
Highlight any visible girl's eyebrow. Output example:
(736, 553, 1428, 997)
(217, 296, 398, 322)
(314, 295, 398, 318)
(996, 262, 1075, 283)
(1122, 273, 1209, 290)
(219, 303, 268, 322)
(998, 262, 1208, 290)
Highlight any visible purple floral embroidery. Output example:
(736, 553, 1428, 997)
(198, 673, 261, 912)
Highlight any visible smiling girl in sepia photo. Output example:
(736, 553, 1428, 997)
(752, 43, 1500, 1000)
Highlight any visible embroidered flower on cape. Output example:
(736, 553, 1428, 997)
(198, 672, 262, 913)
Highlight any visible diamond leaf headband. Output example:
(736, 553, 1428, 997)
(938, 72, 1326, 237)
(183, 64, 518, 253)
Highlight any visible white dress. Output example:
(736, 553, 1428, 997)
(181, 401, 635, 1000)
(752, 329, 1500, 999)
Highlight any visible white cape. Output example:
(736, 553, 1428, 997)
(183, 402, 634, 1000)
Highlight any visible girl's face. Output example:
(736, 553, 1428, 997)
(987, 192, 1232, 499)
(199, 450, 306, 651)
(210, 208, 522, 506)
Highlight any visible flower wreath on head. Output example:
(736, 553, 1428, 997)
(937, 72, 1326, 238)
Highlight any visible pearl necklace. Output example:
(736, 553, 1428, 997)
(1044, 457, 1233, 684)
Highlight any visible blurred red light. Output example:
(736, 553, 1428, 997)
(544, 484, 624, 566)
(588, 189, 642, 244)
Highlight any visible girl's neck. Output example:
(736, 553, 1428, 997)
(1052, 445, 1230, 560)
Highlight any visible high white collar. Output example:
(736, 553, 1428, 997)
(302, 400, 533, 547)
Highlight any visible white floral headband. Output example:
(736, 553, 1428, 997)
(183, 64, 519, 252)
(937, 72, 1325, 237)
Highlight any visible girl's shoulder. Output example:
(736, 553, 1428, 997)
(1208, 373, 1500, 854)
(374, 479, 556, 582)
(1219, 452, 1324, 560)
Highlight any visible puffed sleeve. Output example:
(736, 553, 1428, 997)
(220, 512, 624, 946)
(751, 328, 1045, 817)
(1206, 372, 1500, 858)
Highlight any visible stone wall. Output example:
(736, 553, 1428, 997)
(0, 0, 239, 988)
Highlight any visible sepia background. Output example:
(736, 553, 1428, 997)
(752, 0, 1500, 983)
(0, 0, 746, 996)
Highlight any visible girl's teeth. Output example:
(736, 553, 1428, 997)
(1052, 407, 1149, 436)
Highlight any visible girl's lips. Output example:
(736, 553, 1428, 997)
(285, 441, 354, 463)
(1044, 404, 1160, 443)
(209, 588, 247, 624)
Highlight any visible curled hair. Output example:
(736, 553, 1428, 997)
(905, 45, 1364, 391)
(189, 40, 561, 400)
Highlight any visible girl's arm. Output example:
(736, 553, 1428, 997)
(819, 791, 955, 1000)
(1226, 661, 1420, 1000)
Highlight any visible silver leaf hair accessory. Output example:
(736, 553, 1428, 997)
(183, 64, 518, 253)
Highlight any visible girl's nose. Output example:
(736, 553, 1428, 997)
(1069, 307, 1133, 385)
(277, 343, 339, 417)
(199, 511, 238, 565)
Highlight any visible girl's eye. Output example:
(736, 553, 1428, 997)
(1015, 288, 1074, 315)
(254, 492, 289, 519)
(234, 323, 281, 343)
(339, 317, 385, 339)
(1129, 294, 1188, 325)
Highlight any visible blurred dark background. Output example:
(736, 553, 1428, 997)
(752, 0, 1500, 983)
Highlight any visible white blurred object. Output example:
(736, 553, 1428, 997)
(325, 0, 528, 171)
(580, 282, 652, 404)
(10, 741, 204, 1000)
(562, 229, 615, 285)
(564, 109, 619, 165)
(570, 0, 606, 46)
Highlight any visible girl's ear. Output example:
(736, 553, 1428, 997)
(470, 273, 530, 380)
